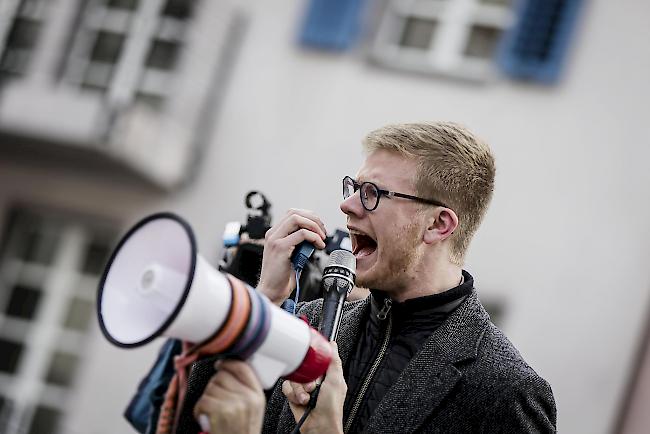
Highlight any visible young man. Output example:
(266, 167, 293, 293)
(193, 121, 556, 433)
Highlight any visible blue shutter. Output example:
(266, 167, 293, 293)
(299, 0, 366, 50)
(498, 0, 584, 83)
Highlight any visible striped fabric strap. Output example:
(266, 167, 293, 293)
(155, 274, 252, 434)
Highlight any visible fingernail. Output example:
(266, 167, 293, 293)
(199, 414, 211, 433)
(301, 393, 309, 404)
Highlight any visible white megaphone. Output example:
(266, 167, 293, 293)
(97, 212, 331, 389)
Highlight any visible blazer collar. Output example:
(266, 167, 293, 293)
(335, 297, 371, 367)
(364, 290, 490, 433)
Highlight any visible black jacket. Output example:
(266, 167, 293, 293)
(263, 290, 557, 433)
(343, 275, 472, 433)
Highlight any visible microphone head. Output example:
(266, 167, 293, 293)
(327, 249, 356, 275)
(323, 249, 356, 293)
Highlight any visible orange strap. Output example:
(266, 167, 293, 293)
(155, 274, 252, 434)
(197, 274, 251, 357)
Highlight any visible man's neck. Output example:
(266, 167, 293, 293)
(391, 262, 463, 303)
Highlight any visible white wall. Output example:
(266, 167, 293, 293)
(1, 0, 649, 432)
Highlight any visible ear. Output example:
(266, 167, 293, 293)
(423, 208, 459, 244)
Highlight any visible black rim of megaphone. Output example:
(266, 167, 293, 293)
(96, 212, 198, 348)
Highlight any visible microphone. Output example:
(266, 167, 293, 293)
(291, 249, 356, 434)
(318, 249, 356, 341)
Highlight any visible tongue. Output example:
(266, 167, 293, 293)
(356, 246, 376, 258)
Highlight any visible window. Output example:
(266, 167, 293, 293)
(369, 0, 583, 82)
(0, 396, 14, 433)
(62, 0, 197, 108)
(0, 338, 24, 373)
(106, 0, 140, 10)
(5, 284, 42, 320)
(465, 24, 501, 59)
(28, 405, 61, 434)
(62, 297, 94, 331)
(0, 207, 117, 434)
(0, 0, 50, 80)
(63, 0, 136, 93)
(80, 235, 113, 275)
(370, 0, 513, 81)
(400, 17, 438, 50)
(44, 352, 79, 387)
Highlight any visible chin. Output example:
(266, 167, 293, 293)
(355, 267, 385, 291)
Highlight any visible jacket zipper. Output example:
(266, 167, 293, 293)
(344, 298, 392, 433)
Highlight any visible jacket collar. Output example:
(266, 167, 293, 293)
(358, 290, 490, 433)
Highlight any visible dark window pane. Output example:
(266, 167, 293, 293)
(6, 284, 41, 319)
(134, 91, 165, 109)
(162, 0, 195, 19)
(0, 396, 13, 433)
(18, 230, 59, 265)
(0, 48, 31, 76)
(145, 39, 180, 70)
(464, 25, 501, 59)
(63, 298, 93, 331)
(0, 339, 24, 373)
(82, 64, 113, 89)
(5, 18, 40, 50)
(90, 31, 125, 63)
(82, 239, 112, 275)
(106, 0, 139, 10)
(28, 405, 61, 434)
(400, 17, 437, 50)
(44, 352, 78, 387)
(480, 0, 511, 5)
(80, 81, 108, 93)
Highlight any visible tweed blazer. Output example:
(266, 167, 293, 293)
(262, 290, 557, 434)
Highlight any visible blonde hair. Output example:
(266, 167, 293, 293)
(363, 121, 495, 265)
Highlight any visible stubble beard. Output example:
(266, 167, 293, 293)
(355, 221, 421, 291)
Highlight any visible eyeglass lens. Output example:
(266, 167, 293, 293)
(343, 177, 379, 210)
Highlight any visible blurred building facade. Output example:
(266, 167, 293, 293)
(0, 0, 649, 433)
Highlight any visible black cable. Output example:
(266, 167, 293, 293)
(289, 384, 321, 434)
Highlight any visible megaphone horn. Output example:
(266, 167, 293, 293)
(96, 212, 331, 389)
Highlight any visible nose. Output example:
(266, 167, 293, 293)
(340, 190, 364, 218)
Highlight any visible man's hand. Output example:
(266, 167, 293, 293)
(194, 360, 266, 434)
(257, 209, 327, 305)
(282, 342, 347, 434)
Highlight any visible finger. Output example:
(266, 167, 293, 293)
(194, 392, 221, 421)
(325, 342, 345, 384)
(282, 380, 310, 406)
(329, 342, 342, 370)
(269, 212, 327, 242)
(193, 390, 240, 431)
(216, 360, 263, 393)
(280, 228, 326, 250)
(204, 370, 241, 396)
(300, 380, 317, 393)
(285, 208, 327, 237)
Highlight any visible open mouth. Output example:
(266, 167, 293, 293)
(350, 230, 378, 259)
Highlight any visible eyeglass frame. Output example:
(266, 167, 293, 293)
(342, 176, 450, 212)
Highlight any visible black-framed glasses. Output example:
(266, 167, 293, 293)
(342, 176, 449, 211)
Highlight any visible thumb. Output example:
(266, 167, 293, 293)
(327, 342, 343, 375)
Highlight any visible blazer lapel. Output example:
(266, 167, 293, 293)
(366, 291, 489, 433)
(335, 297, 370, 367)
